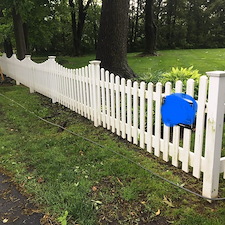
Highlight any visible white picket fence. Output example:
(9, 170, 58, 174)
(1, 53, 225, 200)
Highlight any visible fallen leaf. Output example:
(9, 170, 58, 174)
(177, 183, 185, 187)
(91, 200, 102, 205)
(163, 196, 175, 208)
(3, 218, 9, 223)
(27, 176, 33, 180)
(92, 186, 98, 192)
(79, 151, 84, 156)
(116, 177, 124, 186)
(37, 177, 45, 183)
(155, 209, 161, 216)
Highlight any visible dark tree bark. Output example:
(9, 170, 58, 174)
(69, 0, 92, 56)
(12, 6, 27, 60)
(23, 23, 30, 54)
(4, 38, 13, 58)
(69, 0, 78, 55)
(165, 0, 178, 48)
(96, 0, 136, 79)
(145, 0, 157, 55)
(134, 0, 142, 45)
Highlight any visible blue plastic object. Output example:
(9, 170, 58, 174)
(161, 93, 198, 127)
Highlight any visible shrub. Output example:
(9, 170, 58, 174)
(159, 66, 202, 87)
(138, 69, 163, 84)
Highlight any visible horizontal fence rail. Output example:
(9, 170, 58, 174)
(0, 53, 225, 200)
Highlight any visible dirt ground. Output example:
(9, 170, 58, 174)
(0, 171, 44, 225)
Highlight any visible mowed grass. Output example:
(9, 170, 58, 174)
(128, 49, 225, 77)
(32, 48, 225, 83)
(1, 49, 225, 224)
(1, 84, 225, 225)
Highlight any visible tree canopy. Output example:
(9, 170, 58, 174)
(0, 0, 224, 58)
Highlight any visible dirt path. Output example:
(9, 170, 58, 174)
(0, 171, 44, 224)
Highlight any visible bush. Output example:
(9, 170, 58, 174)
(138, 69, 163, 84)
(159, 66, 202, 87)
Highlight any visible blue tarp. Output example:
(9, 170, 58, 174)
(161, 93, 198, 127)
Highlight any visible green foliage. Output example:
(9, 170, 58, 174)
(137, 69, 163, 84)
(159, 66, 202, 87)
(57, 211, 68, 225)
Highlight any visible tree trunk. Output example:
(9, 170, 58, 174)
(12, 6, 27, 60)
(69, 0, 78, 55)
(3, 38, 13, 58)
(23, 23, 30, 54)
(165, 0, 177, 48)
(145, 0, 157, 55)
(96, 0, 136, 79)
(69, 0, 92, 56)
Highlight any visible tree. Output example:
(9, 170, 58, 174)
(144, 0, 157, 54)
(128, 0, 145, 52)
(96, 0, 136, 79)
(0, 8, 13, 57)
(69, 0, 93, 56)
(0, 0, 28, 59)
(12, 6, 27, 59)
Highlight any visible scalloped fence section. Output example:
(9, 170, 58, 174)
(1, 53, 225, 200)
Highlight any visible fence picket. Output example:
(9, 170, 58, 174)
(163, 82, 172, 161)
(154, 82, 162, 157)
(121, 78, 126, 139)
(105, 70, 110, 130)
(84, 67, 89, 119)
(133, 82, 139, 145)
(115, 76, 121, 135)
(101, 69, 106, 127)
(182, 79, 195, 173)
(110, 73, 116, 132)
(140, 82, 146, 149)
(193, 76, 208, 178)
(146, 83, 153, 153)
(126, 80, 132, 142)
(172, 81, 183, 167)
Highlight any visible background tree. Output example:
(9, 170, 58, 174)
(128, 0, 145, 52)
(96, 0, 136, 79)
(1, 0, 225, 57)
(0, 8, 13, 57)
(12, 5, 27, 59)
(144, 0, 157, 55)
(69, 0, 93, 56)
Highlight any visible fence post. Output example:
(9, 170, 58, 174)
(202, 71, 225, 200)
(89, 60, 101, 127)
(48, 56, 57, 103)
(24, 55, 35, 93)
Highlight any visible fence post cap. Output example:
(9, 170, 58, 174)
(206, 71, 225, 77)
(89, 60, 101, 65)
(48, 56, 56, 60)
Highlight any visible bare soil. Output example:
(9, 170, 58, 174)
(0, 170, 44, 225)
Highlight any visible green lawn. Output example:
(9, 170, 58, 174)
(32, 48, 225, 83)
(1, 49, 225, 224)
(1, 84, 225, 225)
(128, 49, 225, 77)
